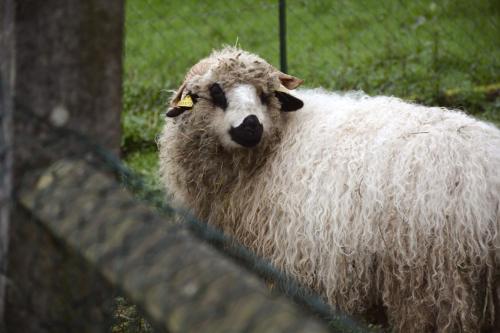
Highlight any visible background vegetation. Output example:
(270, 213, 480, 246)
(122, 0, 499, 184)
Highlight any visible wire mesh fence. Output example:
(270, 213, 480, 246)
(125, 0, 500, 95)
(2, 0, 500, 332)
(123, 0, 500, 180)
(8, 106, 370, 332)
(2, 1, 373, 328)
(120, 2, 499, 329)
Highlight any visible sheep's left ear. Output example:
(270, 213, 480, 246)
(274, 72, 303, 111)
(166, 94, 195, 117)
(278, 72, 303, 89)
(275, 88, 304, 112)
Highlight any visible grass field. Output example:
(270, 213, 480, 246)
(123, 0, 500, 181)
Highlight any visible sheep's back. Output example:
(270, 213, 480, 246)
(253, 89, 500, 329)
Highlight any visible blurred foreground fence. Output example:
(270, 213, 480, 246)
(0, 1, 374, 332)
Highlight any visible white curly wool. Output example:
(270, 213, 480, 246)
(159, 48, 500, 332)
(246, 90, 500, 331)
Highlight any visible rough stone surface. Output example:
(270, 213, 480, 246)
(3, 0, 124, 331)
(13, 0, 123, 172)
(0, 0, 14, 326)
(5, 202, 117, 332)
(20, 159, 331, 333)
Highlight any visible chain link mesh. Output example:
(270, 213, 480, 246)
(123, 0, 499, 181)
(3, 0, 499, 332)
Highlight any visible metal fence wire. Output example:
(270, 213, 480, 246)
(8, 106, 372, 333)
(120, 1, 499, 331)
(125, 0, 499, 104)
(2, 0, 499, 332)
(2, 1, 376, 332)
(123, 0, 499, 164)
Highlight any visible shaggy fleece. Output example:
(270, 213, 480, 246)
(159, 48, 500, 332)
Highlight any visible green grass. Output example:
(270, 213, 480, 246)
(123, 0, 500, 179)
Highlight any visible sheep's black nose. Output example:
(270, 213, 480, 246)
(229, 115, 263, 148)
(241, 115, 260, 128)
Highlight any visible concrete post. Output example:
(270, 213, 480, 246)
(0, 0, 14, 327)
(2, 0, 124, 331)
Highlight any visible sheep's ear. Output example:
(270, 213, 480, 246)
(170, 82, 187, 106)
(166, 107, 187, 117)
(275, 90, 303, 112)
(166, 94, 194, 118)
(278, 72, 303, 90)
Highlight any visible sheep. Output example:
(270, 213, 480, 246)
(158, 47, 500, 332)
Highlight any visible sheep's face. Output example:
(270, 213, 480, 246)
(211, 83, 268, 148)
(166, 48, 303, 151)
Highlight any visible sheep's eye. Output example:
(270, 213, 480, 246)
(209, 83, 228, 110)
(260, 91, 270, 105)
(189, 93, 199, 103)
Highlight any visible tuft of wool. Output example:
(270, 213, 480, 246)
(159, 48, 500, 332)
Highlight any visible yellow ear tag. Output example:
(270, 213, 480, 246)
(177, 95, 194, 109)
